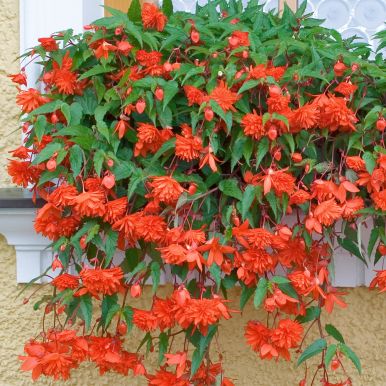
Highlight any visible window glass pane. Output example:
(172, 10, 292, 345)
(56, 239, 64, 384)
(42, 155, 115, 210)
(305, 0, 386, 52)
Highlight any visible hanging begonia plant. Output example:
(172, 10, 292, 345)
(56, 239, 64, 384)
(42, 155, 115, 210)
(7, 0, 386, 384)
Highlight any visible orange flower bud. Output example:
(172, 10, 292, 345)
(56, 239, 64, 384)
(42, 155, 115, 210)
(117, 321, 127, 335)
(267, 126, 277, 141)
(155, 87, 164, 101)
(80, 235, 87, 249)
(46, 158, 57, 171)
(334, 61, 347, 77)
(273, 150, 281, 161)
(190, 29, 200, 44)
(102, 173, 116, 189)
(376, 118, 385, 132)
(378, 244, 386, 256)
(130, 284, 142, 298)
(291, 153, 302, 163)
(175, 286, 190, 306)
(163, 62, 172, 72)
(204, 107, 214, 122)
(331, 359, 341, 371)
(269, 85, 282, 96)
(107, 159, 114, 167)
(188, 183, 197, 195)
(135, 99, 146, 114)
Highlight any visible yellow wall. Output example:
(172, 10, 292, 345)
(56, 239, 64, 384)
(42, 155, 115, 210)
(0, 1, 385, 385)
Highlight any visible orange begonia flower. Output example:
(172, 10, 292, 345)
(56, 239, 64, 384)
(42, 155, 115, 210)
(141, 3, 167, 32)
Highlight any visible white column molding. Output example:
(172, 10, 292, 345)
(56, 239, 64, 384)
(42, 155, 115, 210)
(0, 208, 53, 283)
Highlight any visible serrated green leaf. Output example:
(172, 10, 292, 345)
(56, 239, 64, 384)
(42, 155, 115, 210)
(340, 343, 361, 374)
(219, 179, 243, 200)
(254, 277, 267, 308)
(296, 306, 321, 323)
(363, 151, 376, 174)
(297, 338, 327, 367)
(256, 137, 269, 168)
(270, 276, 290, 284)
(69, 144, 83, 176)
(34, 115, 47, 143)
(158, 332, 169, 363)
(241, 185, 256, 220)
(127, 0, 141, 22)
(237, 79, 260, 94)
(32, 142, 63, 165)
(325, 324, 345, 343)
(122, 305, 134, 332)
(325, 344, 337, 369)
(79, 295, 92, 331)
(162, 81, 179, 111)
(240, 283, 255, 310)
(150, 261, 161, 293)
(78, 64, 115, 80)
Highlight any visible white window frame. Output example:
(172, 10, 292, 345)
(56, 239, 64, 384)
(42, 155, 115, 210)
(0, 0, 381, 285)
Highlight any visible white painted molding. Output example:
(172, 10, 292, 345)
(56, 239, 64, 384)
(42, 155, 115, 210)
(20, 0, 104, 87)
(0, 208, 53, 283)
(0, 206, 379, 286)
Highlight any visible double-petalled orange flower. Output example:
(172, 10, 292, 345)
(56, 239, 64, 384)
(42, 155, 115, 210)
(79, 267, 124, 297)
(147, 176, 184, 205)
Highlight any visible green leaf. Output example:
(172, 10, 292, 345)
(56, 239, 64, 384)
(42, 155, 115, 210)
(127, 0, 141, 22)
(94, 149, 105, 176)
(297, 338, 327, 367)
(69, 102, 83, 125)
(105, 229, 119, 265)
(28, 100, 62, 117)
(101, 295, 120, 328)
(254, 277, 268, 308)
(150, 261, 161, 294)
(337, 237, 366, 265)
(191, 325, 217, 377)
(237, 79, 260, 94)
(265, 191, 278, 221)
(127, 173, 143, 200)
(69, 144, 83, 176)
(219, 179, 243, 200)
(209, 263, 221, 291)
(367, 228, 379, 257)
(32, 142, 63, 165)
(278, 282, 299, 300)
(325, 324, 345, 343)
(256, 137, 269, 168)
(158, 332, 169, 363)
(122, 305, 134, 332)
(78, 64, 115, 80)
(61, 103, 71, 124)
(79, 295, 93, 331)
(241, 185, 256, 220)
(340, 343, 362, 374)
(296, 306, 321, 323)
(363, 151, 376, 174)
(325, 344, 337, 369)
(34, 115, 47, 143)
(162, 0, 173, 17)
(240, 283, 255, 310)
(162, 81, 179, 111)
(270, 276, 290, 284)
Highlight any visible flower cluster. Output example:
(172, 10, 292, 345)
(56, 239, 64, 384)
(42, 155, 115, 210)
(7, 0, 386, 385)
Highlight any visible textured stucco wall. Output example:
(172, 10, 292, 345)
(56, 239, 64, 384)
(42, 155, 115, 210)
(0, 2, 385, 386)
(0, 0, 20, 187)
(1, 233, 386, 386)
